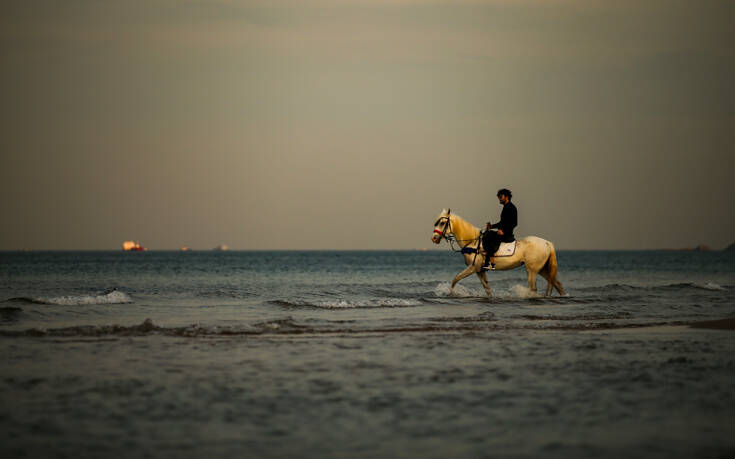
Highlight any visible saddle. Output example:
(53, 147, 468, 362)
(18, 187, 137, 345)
(493, 240, 517, 257)
(460, 240, 517, 257)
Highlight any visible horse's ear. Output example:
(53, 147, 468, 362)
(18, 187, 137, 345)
(448, 208, 451, 214)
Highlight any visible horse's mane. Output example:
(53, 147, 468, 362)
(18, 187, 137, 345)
(450, 213, 480, 243)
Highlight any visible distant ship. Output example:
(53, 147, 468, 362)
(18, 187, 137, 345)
(122, 241, 146, 251)
(213, 244, 229, 251)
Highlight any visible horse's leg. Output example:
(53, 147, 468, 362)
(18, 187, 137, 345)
(554, 278, 566, 296)
(540, 257, 565, 296)
(526, 266, 538, 293)
(539, 268, 552, 296)
(542, 268, 566, 296)
(451, 266, 476, 292)
(476, 271, 491, 296)
(539, 263, 565, 296)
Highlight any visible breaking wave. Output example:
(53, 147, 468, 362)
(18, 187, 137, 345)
(6, 290, 133, 306)
(696, 282, 726, 291)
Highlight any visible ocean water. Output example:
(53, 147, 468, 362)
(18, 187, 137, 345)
(1, 250, 734, 458)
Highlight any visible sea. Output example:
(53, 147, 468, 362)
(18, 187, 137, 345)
(1, 250, 734, 458)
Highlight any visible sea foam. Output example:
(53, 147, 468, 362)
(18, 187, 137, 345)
(700, 282, 726, 291)
(33, 290, 133, 306)
(315, 298, 422, 308)
(272, 298, 424, 309)
(434, 282, 547, 299)
(434, 282, 486, 298)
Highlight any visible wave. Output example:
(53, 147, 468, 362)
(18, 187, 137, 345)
(270, 298, 424, 309)
(653, 282, 727, 292)
(5, 290, 133, 306)
(0, 317, 694, 338)
(0, 318, 293, 338)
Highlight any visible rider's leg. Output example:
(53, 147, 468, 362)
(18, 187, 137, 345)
(482, 231, 500, 269)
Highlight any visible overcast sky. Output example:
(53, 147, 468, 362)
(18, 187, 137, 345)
(1, 0, 733, 250)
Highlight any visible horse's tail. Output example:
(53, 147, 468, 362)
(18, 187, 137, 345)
(545, 242, 564, 295)
(547, 243, 558, 282)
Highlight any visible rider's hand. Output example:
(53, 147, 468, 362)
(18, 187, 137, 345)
(498, 229, 504, 236)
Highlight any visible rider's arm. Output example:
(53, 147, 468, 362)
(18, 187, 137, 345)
(489, 211, 507, 231)
(494, 205, 516, 233)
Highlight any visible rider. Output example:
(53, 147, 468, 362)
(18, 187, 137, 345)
(482, 188, 517, 271)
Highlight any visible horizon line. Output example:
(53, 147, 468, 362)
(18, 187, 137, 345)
(1, 248, 732, 253)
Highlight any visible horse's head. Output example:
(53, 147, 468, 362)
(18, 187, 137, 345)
(431, 208, 451, 244)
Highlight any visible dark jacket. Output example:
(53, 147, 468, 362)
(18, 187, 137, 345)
(490, 201, 517, 242)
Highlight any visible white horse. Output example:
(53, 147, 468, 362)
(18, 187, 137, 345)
(431, 208, 565, 297)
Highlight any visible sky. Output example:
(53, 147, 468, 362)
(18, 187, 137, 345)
(1, 0, 733, 250)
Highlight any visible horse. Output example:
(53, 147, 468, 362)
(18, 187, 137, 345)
(431, 208, 565, 297)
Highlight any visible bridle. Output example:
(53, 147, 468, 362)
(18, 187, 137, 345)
(433, 212, 452, 242)
(433, 210, 483, 261)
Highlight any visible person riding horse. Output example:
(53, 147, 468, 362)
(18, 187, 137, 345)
(482, 188, 517, 271)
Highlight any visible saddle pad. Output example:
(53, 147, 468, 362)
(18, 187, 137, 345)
(494, 241, 517, 257)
